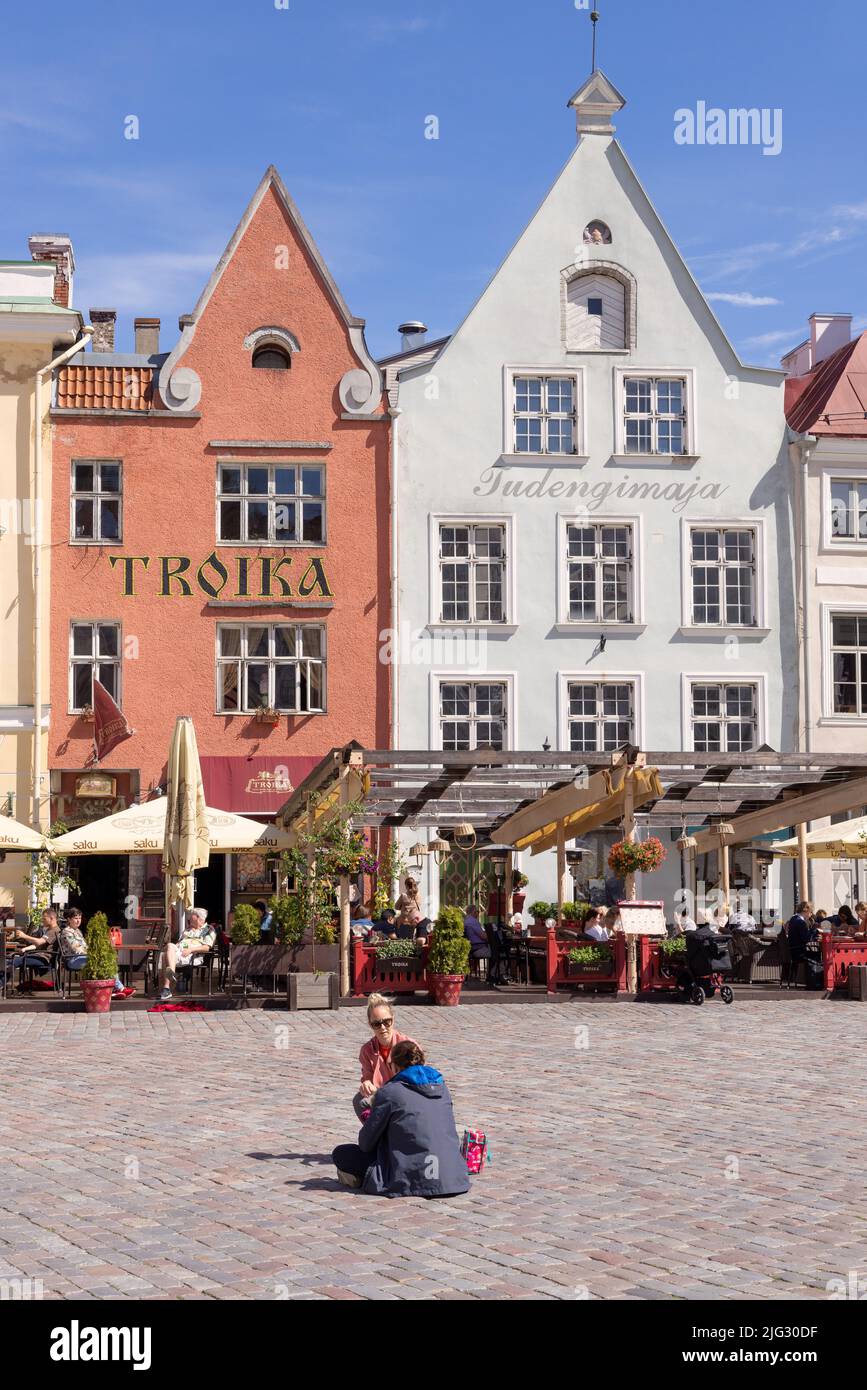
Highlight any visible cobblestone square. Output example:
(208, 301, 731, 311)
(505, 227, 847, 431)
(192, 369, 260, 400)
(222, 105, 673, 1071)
(1, 998, 866, 1300)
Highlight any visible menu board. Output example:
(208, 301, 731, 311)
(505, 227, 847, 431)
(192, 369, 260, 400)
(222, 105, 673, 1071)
(617, 900, 667, 936)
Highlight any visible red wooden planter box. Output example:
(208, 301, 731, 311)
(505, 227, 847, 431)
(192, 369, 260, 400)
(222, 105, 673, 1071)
(352, 939, 430, 996)
(546, 927, 627, 993)
(822, 936, 867, 991)
(638, 936, 684, 992)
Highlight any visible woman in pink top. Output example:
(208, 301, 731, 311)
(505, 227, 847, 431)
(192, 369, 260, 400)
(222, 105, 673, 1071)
(353, 993, 418, 1119)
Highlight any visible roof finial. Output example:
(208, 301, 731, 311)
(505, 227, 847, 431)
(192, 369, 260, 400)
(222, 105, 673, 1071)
(591, 6, 601, 72)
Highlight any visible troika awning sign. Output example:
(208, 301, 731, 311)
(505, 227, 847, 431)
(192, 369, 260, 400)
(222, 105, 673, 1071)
(107, 552, 333, 600)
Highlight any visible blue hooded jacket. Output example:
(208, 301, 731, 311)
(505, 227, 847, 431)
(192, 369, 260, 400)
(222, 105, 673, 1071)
(357, 1064, 470, 1198)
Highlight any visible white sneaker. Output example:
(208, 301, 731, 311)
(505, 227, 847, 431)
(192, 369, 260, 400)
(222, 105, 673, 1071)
(337, 1170, 361, 1190)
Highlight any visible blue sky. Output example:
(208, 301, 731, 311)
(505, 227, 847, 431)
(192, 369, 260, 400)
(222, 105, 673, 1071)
(1, 0, 864, 366)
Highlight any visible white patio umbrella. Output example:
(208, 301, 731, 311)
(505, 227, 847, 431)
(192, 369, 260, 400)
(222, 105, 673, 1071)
(48, 797, 293, 855)
(163, 716, 210, 915)
(771, 815, 867, 859)
(0, 814, 48, 852)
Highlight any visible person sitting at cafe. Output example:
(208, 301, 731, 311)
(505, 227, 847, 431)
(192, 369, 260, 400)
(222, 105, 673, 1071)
(8, 908, 60, 990)
(727, 904, 757, 931)
(602, 907, 621, 936)
(254, 898, 274, 943)
(827, 904, 857, 935)
(464, 904, 490, 963)
(676, 907, 698, 933)
(581, 908, 607, 941)
(60, 906, 134, 999)
(785, 902, 817, 964)
(158, 907, 216, 1000)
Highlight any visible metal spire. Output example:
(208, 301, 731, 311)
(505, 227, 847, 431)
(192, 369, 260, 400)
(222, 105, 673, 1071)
(591, 7, 601, 71)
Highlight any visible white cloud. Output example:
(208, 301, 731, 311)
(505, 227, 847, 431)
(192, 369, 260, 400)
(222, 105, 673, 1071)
(706, 291, 781, 307)
(75, 251, 219, 314)
(740, 328, 801, 349)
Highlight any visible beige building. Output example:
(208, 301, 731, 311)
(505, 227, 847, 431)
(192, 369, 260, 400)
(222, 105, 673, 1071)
(0, 237, 83, 916)
(785, 314, 867, 909)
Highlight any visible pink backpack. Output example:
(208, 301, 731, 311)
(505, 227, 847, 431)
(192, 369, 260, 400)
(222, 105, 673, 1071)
(460, 1129, 490, 1174)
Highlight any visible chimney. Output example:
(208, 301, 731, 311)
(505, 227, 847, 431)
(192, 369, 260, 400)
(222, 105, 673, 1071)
(810, 313, 852, 367)
(89, 308, 117, 354)
(398, 320, 428, 353)
(134, 317, 160, 356)
(28, 234, 75, 307)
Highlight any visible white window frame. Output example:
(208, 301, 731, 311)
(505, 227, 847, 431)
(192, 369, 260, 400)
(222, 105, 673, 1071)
(820, 604, 867, 725)
(69, 459, 123, 545)
(215, 622, 327, 715)
(555, 513, 645, 631)
(502, 366, 586, 462)
(820, 467, 867, 553)
(679, 517, 768, 633)
(429, 671, 517, 752)
(613, 367, 697, 461)
(68, 620, 122, 714)
(680, 673, 768, 752)
(215, 459, 326, 547)
(557, 671, 646, 753)
(428, 514, 517, 630)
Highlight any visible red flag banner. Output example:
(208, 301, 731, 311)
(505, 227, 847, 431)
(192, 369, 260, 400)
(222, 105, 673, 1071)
(90, 679, 135, 764)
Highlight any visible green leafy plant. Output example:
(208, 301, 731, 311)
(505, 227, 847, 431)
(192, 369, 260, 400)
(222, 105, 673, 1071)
(314, 920, 336, 945)
(83, 912, 117, 982)
(373, 836, 407, 916)
(529, 900, 552, 921)
(427, 905, 471, 978)
(230, 902, 261, 945)
(511, 870, 529, 890)
(375, 938, 421, 962)
(269, 893, 305, 947)
(279, 794, 369, 946)
(567, 943, 612, 967)
(659, 935, 688, 957)
(561, 902, 591, 922)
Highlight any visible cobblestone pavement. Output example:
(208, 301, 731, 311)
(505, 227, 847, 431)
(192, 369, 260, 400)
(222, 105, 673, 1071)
(1, 999, 866, 1300)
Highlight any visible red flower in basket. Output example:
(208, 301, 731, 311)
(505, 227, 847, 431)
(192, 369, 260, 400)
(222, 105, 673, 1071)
(608, 836, 667, 876)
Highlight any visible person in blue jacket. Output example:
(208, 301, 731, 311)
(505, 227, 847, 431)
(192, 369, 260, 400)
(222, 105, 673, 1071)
(332, 1040, 470, 1198)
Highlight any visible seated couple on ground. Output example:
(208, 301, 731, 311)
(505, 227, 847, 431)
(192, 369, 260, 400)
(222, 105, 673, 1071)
(333, 993, 469, 1198)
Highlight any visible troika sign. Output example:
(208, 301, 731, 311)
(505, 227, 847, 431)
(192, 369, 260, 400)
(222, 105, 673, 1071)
(107, 552, 333, 600)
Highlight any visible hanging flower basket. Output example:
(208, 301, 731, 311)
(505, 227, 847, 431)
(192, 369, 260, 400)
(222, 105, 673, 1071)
(608, 837, 667, 876)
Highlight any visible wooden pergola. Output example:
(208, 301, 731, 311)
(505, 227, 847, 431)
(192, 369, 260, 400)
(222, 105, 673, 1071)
(276, 745, 867, 993)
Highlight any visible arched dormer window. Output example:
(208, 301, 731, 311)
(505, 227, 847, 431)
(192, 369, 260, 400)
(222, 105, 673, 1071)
(583, 220, 612, 245)
(252, 345, 290, 370)
(561, 261, 637, 352)
(244, 326, 300, 371)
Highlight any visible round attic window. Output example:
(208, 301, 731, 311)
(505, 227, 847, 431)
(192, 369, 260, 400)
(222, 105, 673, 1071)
(583, 220, 612, 245)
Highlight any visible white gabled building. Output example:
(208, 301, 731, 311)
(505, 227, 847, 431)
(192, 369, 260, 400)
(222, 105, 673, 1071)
(389, 72, 796, 921)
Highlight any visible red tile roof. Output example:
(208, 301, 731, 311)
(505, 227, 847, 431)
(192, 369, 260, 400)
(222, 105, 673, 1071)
(785, 332, 867, 436)
(56, 364, 156, 411)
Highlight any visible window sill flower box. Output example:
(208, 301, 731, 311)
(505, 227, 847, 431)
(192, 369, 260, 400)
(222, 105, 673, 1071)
(255, 708, 281, 726)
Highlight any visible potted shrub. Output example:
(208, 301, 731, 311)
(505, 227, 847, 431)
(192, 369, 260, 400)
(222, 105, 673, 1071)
(82, 911, 118, 1013)
(511, 869, 529, 915)
(529, 900, 552, 930)
(255, 707, 281, 726)
(427, 905, 471, 1006)
(229, 902, 260, 944)
(566, 943, 613, 977)
(658, 934, 687, 977)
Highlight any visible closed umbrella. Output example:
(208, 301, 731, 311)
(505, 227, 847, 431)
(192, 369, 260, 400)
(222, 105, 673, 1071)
(163, 716, 210, 917)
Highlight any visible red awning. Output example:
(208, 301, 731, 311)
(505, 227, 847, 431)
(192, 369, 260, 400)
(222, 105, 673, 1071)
(199, 756, 320, 815)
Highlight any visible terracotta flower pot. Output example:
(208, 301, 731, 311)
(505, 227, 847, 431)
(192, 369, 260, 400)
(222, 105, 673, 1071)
(429, 972, 464, 1006)
(82, 978, 115, 1014)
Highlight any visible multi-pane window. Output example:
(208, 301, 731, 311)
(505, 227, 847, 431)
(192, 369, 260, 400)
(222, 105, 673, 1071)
(623, 376, 687, 454)
(830, 614, 867, 715)
(71, 461, 121, 542)
(567, 682, 634, 752)
(69, 622, 121, 712)
(690, 683, 758, 752)
(439, 682, 507, 751)
(566, 523, 633, 622)
(439, 524, 507, 623)
(217, 464, 324, 544)
(830, 479, 867, 541)
(217, 624, 325, 713)
(690, 528, 756, 626)
(513, 375, 577, 454)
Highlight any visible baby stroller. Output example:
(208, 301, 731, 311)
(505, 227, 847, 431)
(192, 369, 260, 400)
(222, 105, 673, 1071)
(677, 927, 734, 1006)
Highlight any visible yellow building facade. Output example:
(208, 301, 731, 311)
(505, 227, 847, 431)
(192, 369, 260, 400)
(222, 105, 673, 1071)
(0, 238, 82, 917)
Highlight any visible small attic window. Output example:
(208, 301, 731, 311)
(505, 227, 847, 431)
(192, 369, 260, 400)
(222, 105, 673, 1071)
(583, 221, 612, 246)
(252, 345, 290, 370)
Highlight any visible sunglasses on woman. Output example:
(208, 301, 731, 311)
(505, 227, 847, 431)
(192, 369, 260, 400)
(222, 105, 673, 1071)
(371, 1018, 393, 1028)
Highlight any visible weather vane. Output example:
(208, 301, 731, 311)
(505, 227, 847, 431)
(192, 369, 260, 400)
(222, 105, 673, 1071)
(591, 5, 601, 71)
